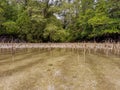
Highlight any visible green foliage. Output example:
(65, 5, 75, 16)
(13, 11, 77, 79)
(16, 11, 32, 40)
(17, 11, 31, 34)
(0, 0, 119, 42)
(102, 29, 120, 35)
(0, 7, 5, 25)
(43, 24, 69, 42)
(3, 21, 18, 34)
(88, 15, 110, 26)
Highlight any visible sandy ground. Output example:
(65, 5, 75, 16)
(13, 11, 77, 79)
(0, 43, 119, 50)
(0, 49, 120, 90)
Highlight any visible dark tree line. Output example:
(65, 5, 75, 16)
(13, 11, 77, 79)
(0, 0, 120, 42)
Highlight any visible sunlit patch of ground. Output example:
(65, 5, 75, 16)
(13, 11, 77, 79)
(0, 49, 120, 90)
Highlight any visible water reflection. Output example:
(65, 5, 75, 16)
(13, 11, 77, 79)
(0, 48, 120, 90)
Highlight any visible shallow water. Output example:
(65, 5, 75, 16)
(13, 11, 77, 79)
(0, 48, 120, 90)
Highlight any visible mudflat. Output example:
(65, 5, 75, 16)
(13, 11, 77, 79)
(0, 48, 120, 90)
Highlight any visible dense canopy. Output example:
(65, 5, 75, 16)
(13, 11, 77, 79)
(0, 0, 120, 42)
